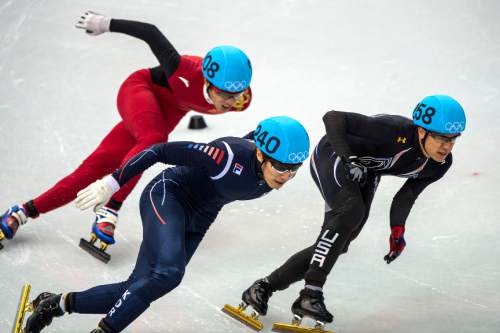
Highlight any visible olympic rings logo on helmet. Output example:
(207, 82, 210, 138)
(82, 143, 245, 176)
(224, 81, 247, 92)
(444, 121, 465, 132)
(288, 151, 308, 163)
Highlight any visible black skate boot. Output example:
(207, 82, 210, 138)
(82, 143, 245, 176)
(222, 278, 273, 330)
(272, 289, 334, 333)
(89, 319, 116, 333)
(24, 292, 64, 333)
(292, 288, 333, 323)
(242, 278, 273, 315)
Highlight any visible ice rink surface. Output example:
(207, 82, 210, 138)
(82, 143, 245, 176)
(1, 0, 499, 332)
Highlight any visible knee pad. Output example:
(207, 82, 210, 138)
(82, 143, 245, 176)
(142, 266, 185, 302)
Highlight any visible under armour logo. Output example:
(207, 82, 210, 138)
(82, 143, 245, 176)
(397, 136, 407, 143)
(178, 76, 190, 87)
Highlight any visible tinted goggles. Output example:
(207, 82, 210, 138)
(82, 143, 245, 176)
(211, 85, 244, 100)
(428, 132, 461, 143)
(266, 158, 302, 174)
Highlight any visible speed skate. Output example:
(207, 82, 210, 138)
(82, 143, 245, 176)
(12, 284, 33, 333)
(272, 315, 334, 333)
(79, 232, 111, 263)
(222, 302, 264, 331)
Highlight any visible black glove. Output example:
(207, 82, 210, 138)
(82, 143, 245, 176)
(341, 156, 367, 185)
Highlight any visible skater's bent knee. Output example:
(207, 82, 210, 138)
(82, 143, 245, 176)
(144, 266, 185, 299)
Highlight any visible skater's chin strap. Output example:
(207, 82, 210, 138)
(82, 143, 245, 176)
(255, 150, 265, 180)
(419, 129, 431, 158)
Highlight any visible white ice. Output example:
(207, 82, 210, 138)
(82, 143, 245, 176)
(1, 1, 499, 332)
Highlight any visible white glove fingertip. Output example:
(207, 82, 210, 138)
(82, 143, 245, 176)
(78, 199, 94, 211)
(76, 186, 92, 197)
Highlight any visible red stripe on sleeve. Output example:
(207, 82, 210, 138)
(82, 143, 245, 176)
(216, 150, 225, 165)
(213, 148, 220, 160)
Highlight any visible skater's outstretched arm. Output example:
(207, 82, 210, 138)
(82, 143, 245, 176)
(76, 11, 180, 78)
(74, 140, 231, 211)
(384, 155, 452, 263)
(114, 140, 231, 185)
(390, 154, 452, 228)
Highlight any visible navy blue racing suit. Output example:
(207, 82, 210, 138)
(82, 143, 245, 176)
(69, 135, 272, 332)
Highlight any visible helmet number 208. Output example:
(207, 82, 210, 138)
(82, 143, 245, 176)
(254, 125, 281, 154)
(413, 103, 436, 125)
(202, 55, 220, 78)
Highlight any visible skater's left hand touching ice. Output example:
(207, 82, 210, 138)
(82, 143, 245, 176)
(75, 175, 120, 211)
(384, 225, 406, 264)
(75, 10, 111, 36)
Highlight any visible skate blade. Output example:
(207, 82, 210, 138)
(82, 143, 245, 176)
(0, 231, 5, 249)
(272, 322, 334, 333)
(79, 238, 111, 263)
(222, 304, 264, 331)
(12, 283, 32, 333)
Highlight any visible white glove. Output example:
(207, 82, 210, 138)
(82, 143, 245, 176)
(75, 175, 120, 212)
(75, 10, 111, 36)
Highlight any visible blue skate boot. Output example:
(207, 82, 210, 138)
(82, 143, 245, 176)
(0, 205, 28, 249)
(79, 206, 118, 263)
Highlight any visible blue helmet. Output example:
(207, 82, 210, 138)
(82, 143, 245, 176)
(412, 95, 466, 134)
(202, 45, 252, 93)
(254, 116, 310, 164)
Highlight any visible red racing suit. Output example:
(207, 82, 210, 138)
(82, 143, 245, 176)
(28, 19, 251, 216)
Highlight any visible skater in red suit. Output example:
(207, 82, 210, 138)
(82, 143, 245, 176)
(0, 11, 253, 255)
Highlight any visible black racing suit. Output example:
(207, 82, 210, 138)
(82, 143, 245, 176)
(268, 110, 452, 289)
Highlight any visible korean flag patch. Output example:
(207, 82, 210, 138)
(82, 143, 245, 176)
(232, 163, 244, 175)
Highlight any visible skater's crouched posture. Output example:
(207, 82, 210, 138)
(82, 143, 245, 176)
(22, 116, 310, 333)
(0, 10, 253, 258)
(237, 95, 466, 330)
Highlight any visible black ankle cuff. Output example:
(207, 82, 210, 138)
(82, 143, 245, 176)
(99, 318, 118, 333)
(65, 292, 76, 314)
(105, 198, 122, 211)
(23, 200, 39, 218)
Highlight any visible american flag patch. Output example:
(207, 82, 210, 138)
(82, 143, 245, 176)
(233, 163, 244, 175)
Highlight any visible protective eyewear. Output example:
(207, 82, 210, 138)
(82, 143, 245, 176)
(267, 159, 302, 175)
(429, 132, 461, 143)
(211, 85, 244, 100)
